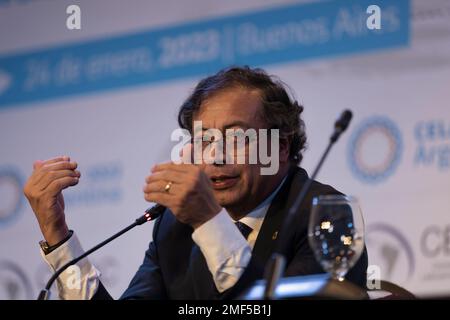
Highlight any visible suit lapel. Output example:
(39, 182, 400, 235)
(251, 166, 309, 267)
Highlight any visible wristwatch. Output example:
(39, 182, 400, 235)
(39, 230, 73, 255)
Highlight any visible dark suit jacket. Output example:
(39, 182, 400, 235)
(93, 166, 368, 299)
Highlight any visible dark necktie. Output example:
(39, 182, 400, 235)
(235, 221, 253, 240)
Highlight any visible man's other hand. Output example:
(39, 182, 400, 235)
(23, 156, 80, 245)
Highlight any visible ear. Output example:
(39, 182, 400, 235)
(279, 136, 291, 163)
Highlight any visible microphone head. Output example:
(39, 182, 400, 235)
(137, 204, 166, 225)
(145, 204, 166, 219)
(330, 109, 353, 143)
(335, 109, 353, 132)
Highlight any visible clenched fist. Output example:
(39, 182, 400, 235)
(143, 162, 221, 229)
(23, 156, 80, 245)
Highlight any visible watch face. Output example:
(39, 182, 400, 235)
(38, 231, 73, 254)
(39, 241, 50, 253)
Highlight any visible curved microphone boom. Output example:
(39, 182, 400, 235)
(262, 109, 353, 300)
(37, 204, 165, 300)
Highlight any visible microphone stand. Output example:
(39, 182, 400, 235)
(262, 110, 353, 300)
(37, 204, 165, 300)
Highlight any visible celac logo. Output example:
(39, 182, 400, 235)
(348, 116, 403, 184)
(0, 167, 24, 227)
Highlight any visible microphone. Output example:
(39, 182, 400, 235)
(37, 204, 165, 300)
(331, 110, 353, 143)
(137, 204, 166, 224)
(262, 109, 353, 300)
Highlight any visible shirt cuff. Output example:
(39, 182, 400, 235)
(40, 231, 100, 300)
(192, 208, 251, 292)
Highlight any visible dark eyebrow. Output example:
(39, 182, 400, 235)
(224, 121, 251, 130)
(202, 121, 250, 131)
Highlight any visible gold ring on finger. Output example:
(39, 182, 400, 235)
(164, 181, 173, 193)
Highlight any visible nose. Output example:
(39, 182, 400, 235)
(203, 138, 238, 166)
(203, 139, 230, 166)
(213, 159, 225, 166)
(212, 141, 226, 166)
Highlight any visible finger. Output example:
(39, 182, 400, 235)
(34, 156, 70, 170)
(46, 176, 79, 196)
(152, 162, 190, 173)
(143, 180, 177, 194)
(33, 160, 44, 170)
(41, 161, 77, 172)
(145, 170, 184, 184)
(32, 161, 78, 185)
(143, 190, 173, 207)
(38, 170, 81, 191)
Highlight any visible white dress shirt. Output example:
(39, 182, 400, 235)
(41, 178, 286, 299)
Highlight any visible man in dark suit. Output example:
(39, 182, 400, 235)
(24, 66, 367, 300)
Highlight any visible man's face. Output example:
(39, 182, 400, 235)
(193, 87, 286, 214)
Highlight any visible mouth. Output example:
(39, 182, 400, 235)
(210, 174, 240, 190)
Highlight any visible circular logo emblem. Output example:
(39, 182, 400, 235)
(366, 223, 415, 284)
(348, 116, 403, 184)
(0, 260, 33, 300)
(0, 167, 24, 227)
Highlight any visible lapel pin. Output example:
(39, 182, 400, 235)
(272, 231, 278, 240)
